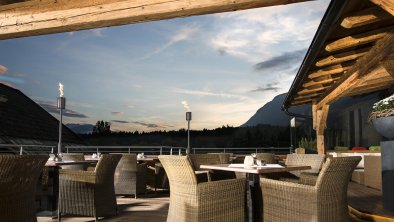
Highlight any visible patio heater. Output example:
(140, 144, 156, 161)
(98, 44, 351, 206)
(186, 111, 192, 154)
(57, 83, 66, 160)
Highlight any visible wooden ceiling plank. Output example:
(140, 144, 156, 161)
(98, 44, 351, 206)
(341, 6, 392, 29)
(308, 63, 354, 79)
(316, 31, 394, 109)
(315, 47, 370, 67)
(370, 0, 394, 16)
(345, 82, 394, 97)
(325, 26, 391, 52)
(0, 0, 311, 40)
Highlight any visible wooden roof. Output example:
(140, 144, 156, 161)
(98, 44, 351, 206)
(0, 83, 84, 145)
(284, 0, 394, 109)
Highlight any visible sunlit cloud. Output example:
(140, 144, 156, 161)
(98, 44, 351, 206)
(111, 111, 123, 116)
(91, 28, 105, 37)
(0, 65, 8, 74)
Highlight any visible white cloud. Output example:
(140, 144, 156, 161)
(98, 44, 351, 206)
(173, 88, 249, 101)
(209, 0, 330, 63)
(139, 24, 199, 60)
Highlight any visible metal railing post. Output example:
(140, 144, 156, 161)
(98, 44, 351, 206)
(19, 146, 23, 155)
(160, 147, 163, 155)
(170, 148, 173, 155)
(96, 147, 99, 154)
(128, 147, 131, 153)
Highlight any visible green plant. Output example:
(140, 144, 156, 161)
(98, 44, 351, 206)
(369, 93, 394, 122)
(298, 137, 317, 150)
(334, 146, 349, 151)
(369, 146, 381, 151)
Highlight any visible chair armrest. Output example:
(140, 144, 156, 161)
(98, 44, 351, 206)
(299, 172, 319, 186)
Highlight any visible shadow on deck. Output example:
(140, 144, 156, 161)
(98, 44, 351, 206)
(38, 182, 394, 222)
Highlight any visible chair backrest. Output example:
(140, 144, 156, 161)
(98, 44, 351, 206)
(255, 153, 276, 164)
(188, 154, 220, 170)
(315, 156, 361, 220)
(208, 153, 232, 164)
(114, 153, 138, 174)
(0, 155, 48, 221)
(61, 153, 85, 170)
(285, 154, 326, 177)
(316, 156, 361, 192)
(158, 155, 197, 186)
(95, 154, 122, 183)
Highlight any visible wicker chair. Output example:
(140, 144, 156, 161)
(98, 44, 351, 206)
(61, 153, 86, 170)
(0, 155, 48, 222)
(159, 155, 245, 222)
(260, 156, 361, 222)
(114, 153, 147, 197)
(255, 153, 277, 164)
(58, 154, 122, 221)
(280, 154, 326, 181)
(189, 154, 235, 181)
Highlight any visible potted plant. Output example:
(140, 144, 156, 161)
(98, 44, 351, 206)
(368, 93, 394, 140)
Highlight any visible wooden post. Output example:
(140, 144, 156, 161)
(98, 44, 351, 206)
(314, 104, 330, 154)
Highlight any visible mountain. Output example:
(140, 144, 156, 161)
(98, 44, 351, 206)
(66, 123, 94, 134)
(242, 93, 311, 127)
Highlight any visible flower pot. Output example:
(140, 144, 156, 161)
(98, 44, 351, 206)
(373, 116, 394, 140)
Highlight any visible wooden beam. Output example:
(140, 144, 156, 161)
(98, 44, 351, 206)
(297, 87, 327, 95)
(0, 0, 311, 40)
(380, 54, 394, 77)
(316, 31, 394, 109)
(312, 102, 317, 129)
(341, 6, 392, 29)
(370, 0, 394, 16)
(308, 62, 354, 79)
(316, 47, 370, 67)
(303, 77, 340, 88)
(325, 26, 391, 52)
(315, 104, 329, 154)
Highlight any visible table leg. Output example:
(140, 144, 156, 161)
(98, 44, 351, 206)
(246, 173, 262, 222)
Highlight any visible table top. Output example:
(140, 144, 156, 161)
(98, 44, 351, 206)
(45, 160, 98, 167)
(200, 164, 311, 174)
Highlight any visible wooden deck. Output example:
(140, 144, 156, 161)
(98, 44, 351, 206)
(38, 182, 394, 222)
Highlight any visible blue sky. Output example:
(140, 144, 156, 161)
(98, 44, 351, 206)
(0, 0, 330, 132)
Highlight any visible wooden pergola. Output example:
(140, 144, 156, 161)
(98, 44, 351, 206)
(283, 0, 394, 154)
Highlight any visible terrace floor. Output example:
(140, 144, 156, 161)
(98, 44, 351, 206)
(38, 182, 393, 222)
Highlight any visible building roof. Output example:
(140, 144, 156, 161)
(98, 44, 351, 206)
(283, 0, 394, 109)
(0, 83, 84, 145)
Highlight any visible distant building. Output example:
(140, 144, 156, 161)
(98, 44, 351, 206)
(0, 83, 84, 146)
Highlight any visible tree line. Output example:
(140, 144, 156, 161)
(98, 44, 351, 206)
(81, 121, 309, 148)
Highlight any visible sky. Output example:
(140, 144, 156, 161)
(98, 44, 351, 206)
(0, 0, 330, 132)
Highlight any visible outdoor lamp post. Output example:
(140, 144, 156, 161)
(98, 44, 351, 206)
(57, 83, 66, 160)
(186, 111, 192, 154)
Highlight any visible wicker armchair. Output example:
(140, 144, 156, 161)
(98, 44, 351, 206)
(255, 153, 277, 164)
(58, 154, 121, 221)
(114, 153, 147, 197)
(260, 156, 361, 222)
(0, 155, 48, 222)
(159, 155, 245, 222)
(61, 153, 86, 170)
(189, 154, 235, 181)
